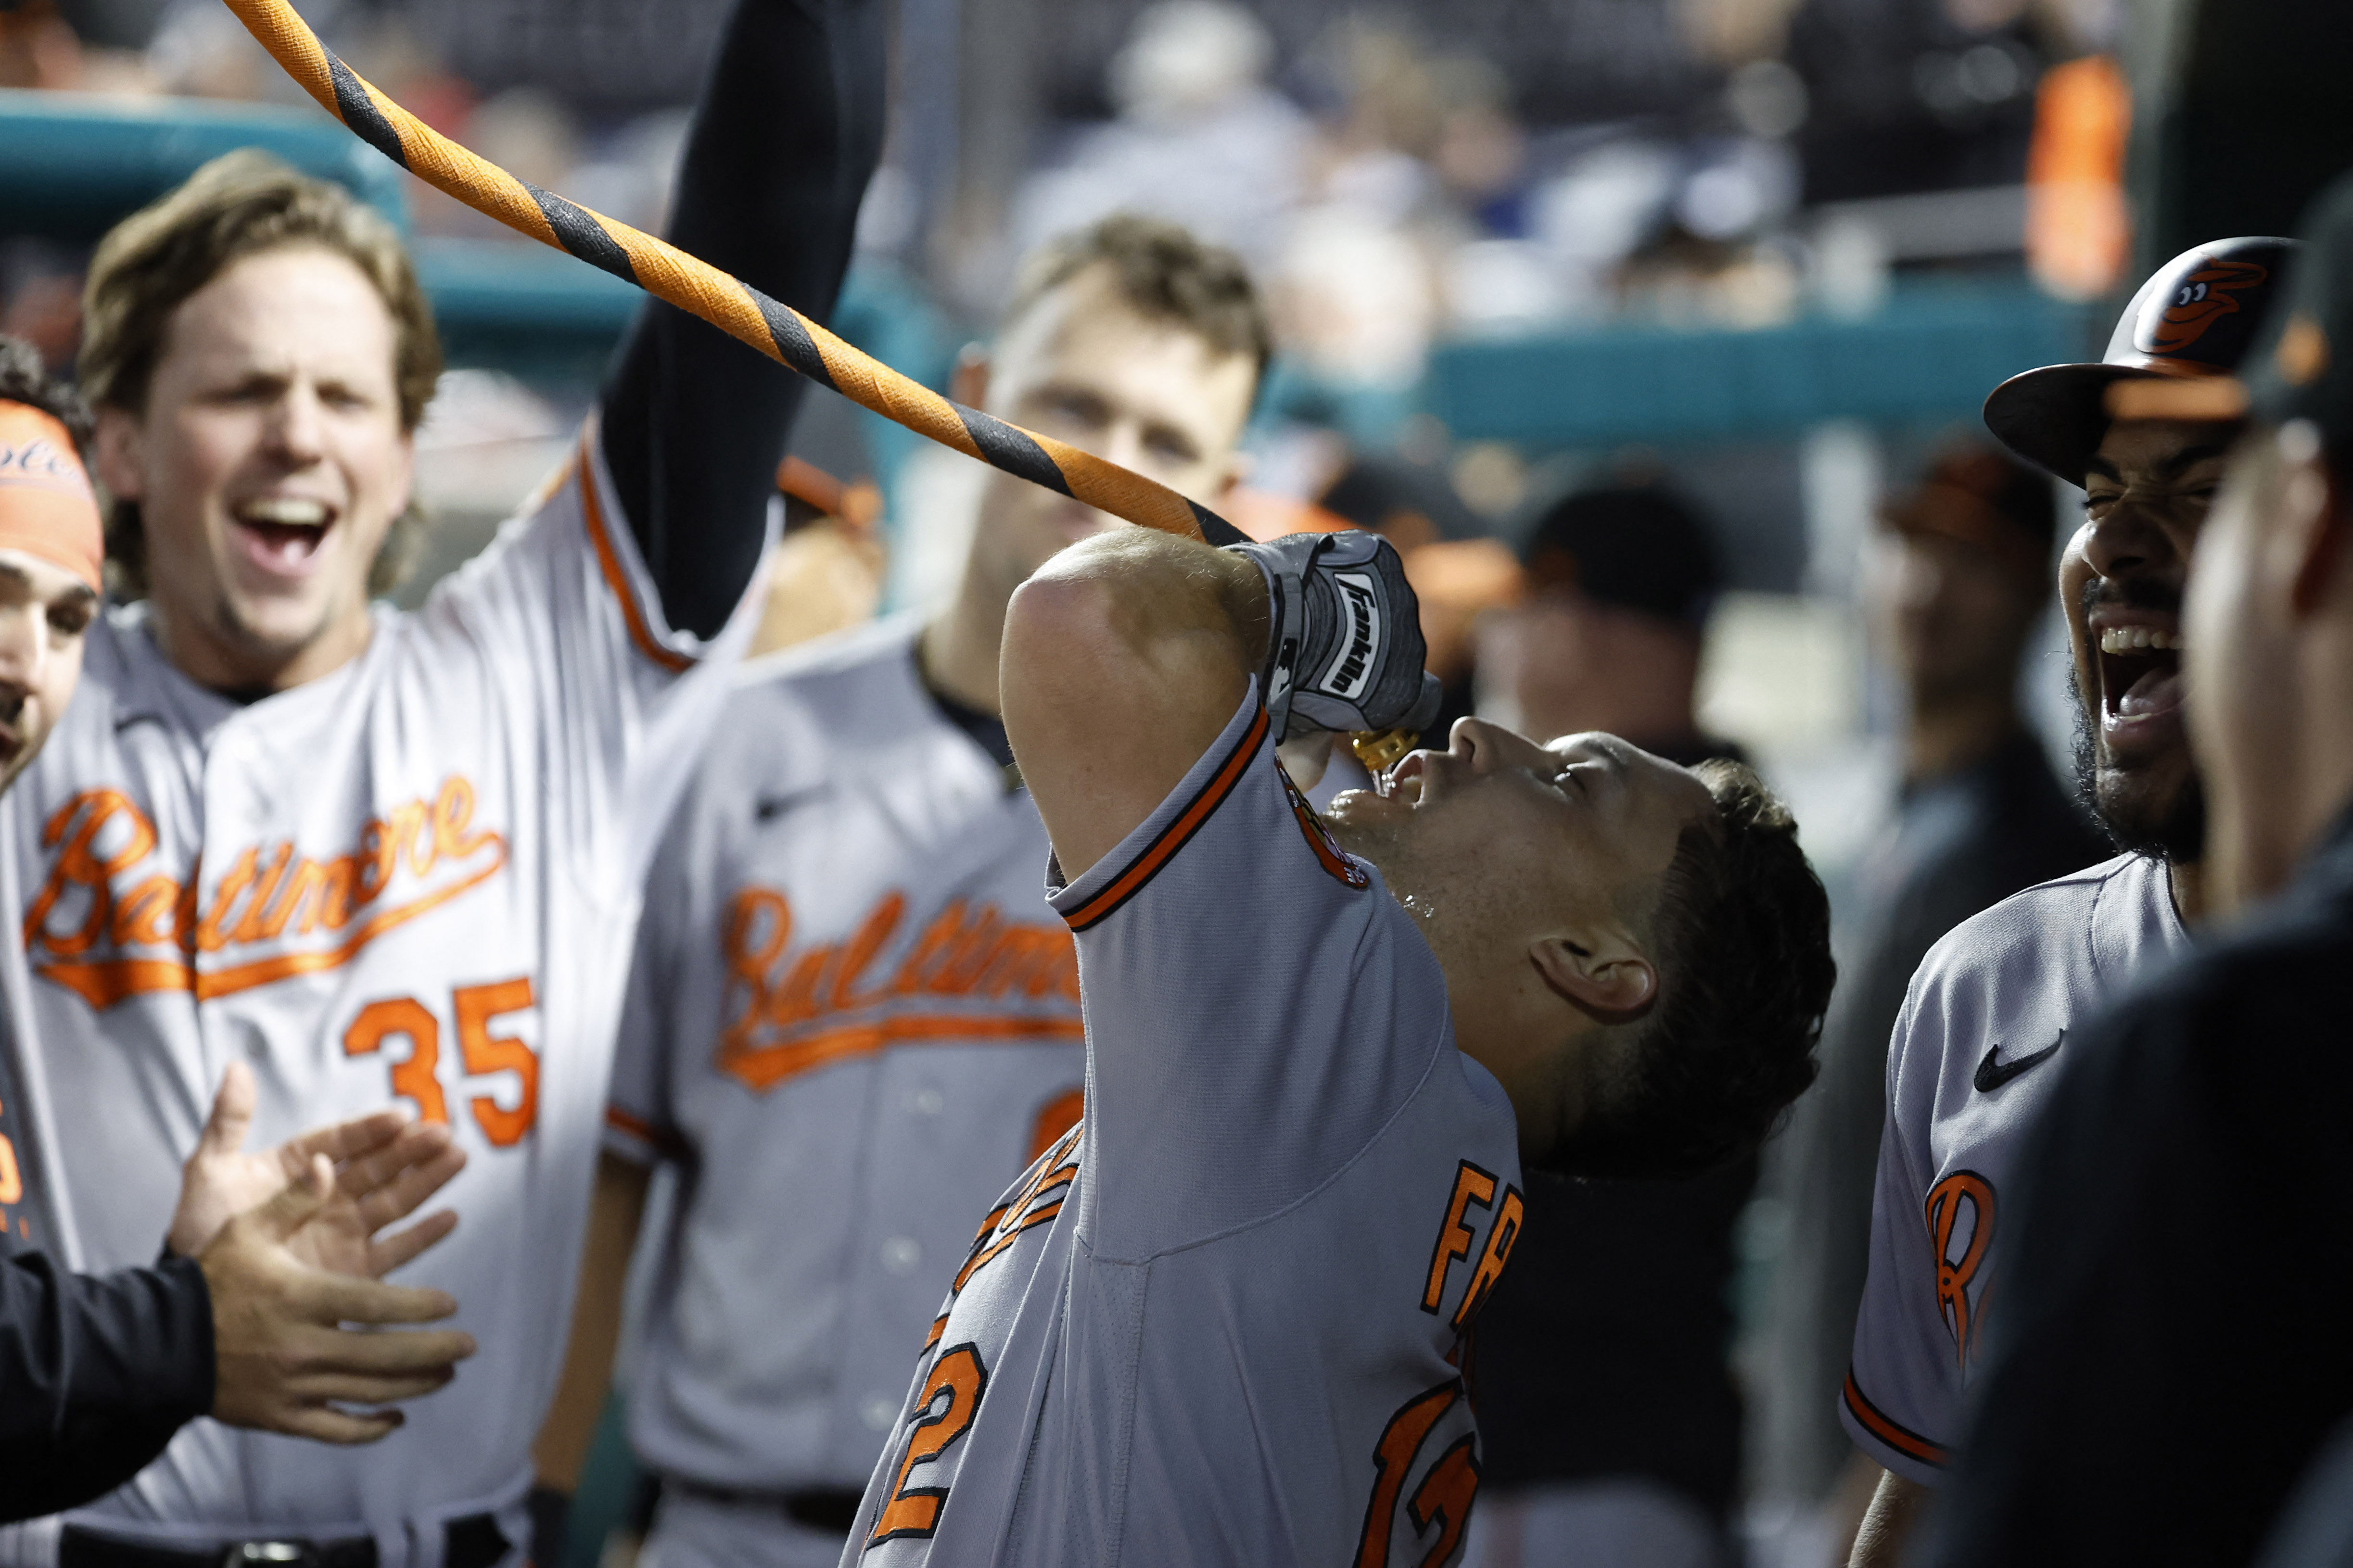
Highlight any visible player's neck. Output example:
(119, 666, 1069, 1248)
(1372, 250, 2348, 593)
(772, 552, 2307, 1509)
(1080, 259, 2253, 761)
(2166, 858, 2207, 926)
(150, 597, 377, 698)
(920, 578, 1006, 718)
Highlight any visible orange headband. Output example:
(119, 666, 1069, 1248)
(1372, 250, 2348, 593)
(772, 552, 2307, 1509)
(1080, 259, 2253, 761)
(0, 402, 102, 593)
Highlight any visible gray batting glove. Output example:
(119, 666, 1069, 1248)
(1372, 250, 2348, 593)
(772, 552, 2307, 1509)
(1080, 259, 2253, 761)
(1223, 530, 1444, 742)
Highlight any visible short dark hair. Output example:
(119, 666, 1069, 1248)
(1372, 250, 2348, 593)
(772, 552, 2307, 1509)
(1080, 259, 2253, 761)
(1004, 213, 1273, 384)
(0, 336, 91, 453)
(78, 151, 440, 597)
(1561, 759, 1835, 1178)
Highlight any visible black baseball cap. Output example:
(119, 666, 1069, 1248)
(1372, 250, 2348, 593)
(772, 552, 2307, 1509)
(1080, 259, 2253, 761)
(2103, 176, 2353, 443)
(1880, 441, 2056, 588)
(1518, 483, 1720, 627)
(1983, 235, 2299, 486)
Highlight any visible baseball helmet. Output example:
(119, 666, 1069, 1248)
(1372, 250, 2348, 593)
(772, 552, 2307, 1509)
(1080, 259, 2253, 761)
(1983, 236, 2298, 486)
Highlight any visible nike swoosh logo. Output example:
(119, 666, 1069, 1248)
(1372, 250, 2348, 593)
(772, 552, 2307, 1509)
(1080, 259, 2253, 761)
(1974, 1030, 2064, 1093)
(754, 784, 828, 822)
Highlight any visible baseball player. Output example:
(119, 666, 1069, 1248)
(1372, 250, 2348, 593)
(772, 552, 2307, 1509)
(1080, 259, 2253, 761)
(837, 511, 1833, 1562)
(0, 338, 473, 1518)
(1839, 235, 2297, 1566)
(0, 1, 883, 1561)
(530, 215, 1272, 1568)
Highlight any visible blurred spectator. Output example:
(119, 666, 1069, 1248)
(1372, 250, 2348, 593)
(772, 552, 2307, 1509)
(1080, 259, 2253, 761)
(1012, 1, 1310, 272)
(0, 0, 83, 89)
(1464, 480, 1755, 1568)
(1783, 0, 2057, 205)
(1750, 440, 2101, 1550)
(1476, 481, 1734, 762)
(0, 240, 83, 373)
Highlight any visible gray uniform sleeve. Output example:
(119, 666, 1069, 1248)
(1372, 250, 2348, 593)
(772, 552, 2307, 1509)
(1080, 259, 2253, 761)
(1842, 985, 1964, 1484)
(1046, 688, 1453, 1262)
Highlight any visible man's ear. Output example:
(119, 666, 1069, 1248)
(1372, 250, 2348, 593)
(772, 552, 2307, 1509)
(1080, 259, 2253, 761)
(950, 344, 990, 414)
(91, 405, 145, 503)
(1529, 926, 1658, 1024)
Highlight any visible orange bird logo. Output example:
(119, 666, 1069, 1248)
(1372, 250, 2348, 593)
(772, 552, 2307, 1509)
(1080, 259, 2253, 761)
(2146, 258, 2269, 354)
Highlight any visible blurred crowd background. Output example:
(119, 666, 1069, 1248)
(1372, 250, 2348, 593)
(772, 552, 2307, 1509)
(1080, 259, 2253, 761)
(2, 0, 2348, 1563)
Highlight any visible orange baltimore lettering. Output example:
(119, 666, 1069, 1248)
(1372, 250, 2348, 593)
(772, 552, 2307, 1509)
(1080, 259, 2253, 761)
(713, 886, 1085, 1092)
(25, 776, 507, 1008)
(1422, 1161, 1498, 1314)
(1451, 1183, 1524, 1330)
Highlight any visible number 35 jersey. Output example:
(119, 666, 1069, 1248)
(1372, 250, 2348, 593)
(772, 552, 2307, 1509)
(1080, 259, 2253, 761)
(845, 686, 1524, 1568)
(0, 431, 757, 1555)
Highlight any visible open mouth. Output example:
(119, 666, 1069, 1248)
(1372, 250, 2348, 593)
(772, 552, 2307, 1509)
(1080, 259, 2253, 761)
(231, 496, 335, 571)
(2096, 623, 2185, 731)
(0, 691, 25, 764)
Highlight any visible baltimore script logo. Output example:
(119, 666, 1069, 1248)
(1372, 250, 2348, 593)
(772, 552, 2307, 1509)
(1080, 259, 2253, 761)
(24, 775, 508, 1008)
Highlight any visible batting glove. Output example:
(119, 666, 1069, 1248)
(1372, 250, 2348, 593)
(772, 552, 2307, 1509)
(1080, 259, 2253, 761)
(1223, 530, 1444, 743)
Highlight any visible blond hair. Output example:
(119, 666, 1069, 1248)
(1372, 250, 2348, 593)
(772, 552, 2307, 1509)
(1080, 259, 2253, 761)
(79, 151, 442, 594)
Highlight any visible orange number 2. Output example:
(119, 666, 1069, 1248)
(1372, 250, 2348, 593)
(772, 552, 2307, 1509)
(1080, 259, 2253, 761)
(344, 978, 538, 1145)
(868, 1342, 990, 1546)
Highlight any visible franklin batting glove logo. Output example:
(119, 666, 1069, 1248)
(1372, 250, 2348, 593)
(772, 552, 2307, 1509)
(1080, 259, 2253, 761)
(1317, 572, 1381, 701)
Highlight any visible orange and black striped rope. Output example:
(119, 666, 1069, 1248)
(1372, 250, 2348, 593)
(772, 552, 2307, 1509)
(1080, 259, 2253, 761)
(214, 0, 1233, 546)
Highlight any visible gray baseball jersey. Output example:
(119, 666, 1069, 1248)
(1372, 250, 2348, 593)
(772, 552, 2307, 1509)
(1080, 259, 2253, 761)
(0, 430, 757, 1565)
(843, 686, 1524, 1568)
(1842, 852, 2185, 1483)
(604, 617, 1087, 1519)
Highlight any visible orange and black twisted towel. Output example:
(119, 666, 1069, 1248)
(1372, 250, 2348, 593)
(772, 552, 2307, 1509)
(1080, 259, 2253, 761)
(216, 0, 1236, 547)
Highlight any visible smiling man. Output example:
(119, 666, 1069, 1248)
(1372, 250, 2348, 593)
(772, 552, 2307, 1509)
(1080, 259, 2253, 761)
(0, 338, 475, 1522)
(0, 0, 884, 1561)
(1837, 236, 2296, 1568)
(1924, 171, 2353, 1568)
(839, 520, 1832, 1565)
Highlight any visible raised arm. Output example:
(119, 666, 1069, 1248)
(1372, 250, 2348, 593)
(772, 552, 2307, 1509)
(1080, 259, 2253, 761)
(600, 0, 888, 639)
(1002, 530, 1265, 881)
(1003, 527, 1440, 879)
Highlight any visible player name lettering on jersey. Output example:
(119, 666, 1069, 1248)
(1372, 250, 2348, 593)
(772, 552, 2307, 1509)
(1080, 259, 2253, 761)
(717, 886, 1082, 1092)
(24, 773, 505, 1009)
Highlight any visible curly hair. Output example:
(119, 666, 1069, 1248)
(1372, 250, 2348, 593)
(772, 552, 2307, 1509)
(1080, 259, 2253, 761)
(1559, 759, 1835, 1179)
(77, 150, 441, 597)
(0, 336, 92, 453)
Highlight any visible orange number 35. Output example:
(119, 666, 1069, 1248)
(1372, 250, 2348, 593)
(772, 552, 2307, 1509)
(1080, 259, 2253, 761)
(344, 977, 539, 1146)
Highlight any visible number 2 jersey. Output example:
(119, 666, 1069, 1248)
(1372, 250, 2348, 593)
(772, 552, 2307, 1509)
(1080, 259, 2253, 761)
(844, 685, 1524, 1568)
(0, 430, 758, 1561)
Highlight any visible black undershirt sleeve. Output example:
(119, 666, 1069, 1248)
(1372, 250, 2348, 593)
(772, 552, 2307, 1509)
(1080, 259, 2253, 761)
(599, 0, 888, 641)
(0, 1249, 214, 1523)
